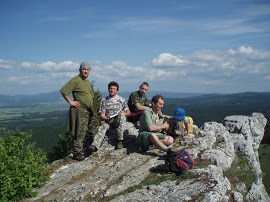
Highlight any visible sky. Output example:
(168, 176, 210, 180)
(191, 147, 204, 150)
(0, 0, 270, 96)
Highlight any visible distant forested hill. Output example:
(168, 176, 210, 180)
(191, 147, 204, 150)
(0, 91, 269, 150)
(0, 91, 203, 107)
(162, 92, 270, 144)
(0, 91, 63, 106)
(116, 91, 204, 100)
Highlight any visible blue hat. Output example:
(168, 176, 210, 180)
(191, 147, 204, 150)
(80, 62, 90, 69)
(173, 108, 185, 120)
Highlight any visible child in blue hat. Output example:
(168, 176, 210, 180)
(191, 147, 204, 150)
(172, 108, 192, 138)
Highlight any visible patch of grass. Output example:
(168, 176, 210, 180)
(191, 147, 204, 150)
(100, 171, 198, 202)
(212, 140, 220, 149)
(224, 153, 256, 192)
(196, 149, 212, 168)
(259, 144, 270, 195)
(44, 157, 75, 178)
(195, 157, 212, 168)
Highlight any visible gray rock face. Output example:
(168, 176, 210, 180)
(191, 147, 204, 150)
(28, 113, 269, 202)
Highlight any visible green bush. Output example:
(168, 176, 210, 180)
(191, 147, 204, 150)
(47, 132, 73, 162)
(0, 126, 47, 201)
(92, 82, 103, 124)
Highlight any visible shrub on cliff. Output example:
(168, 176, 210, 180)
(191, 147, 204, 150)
(0, 126, 47, 201)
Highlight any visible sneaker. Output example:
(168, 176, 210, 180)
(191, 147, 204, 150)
(115, 140, 124, 149)
(72, 153, 86, 161)
(87, 145, 97, 155)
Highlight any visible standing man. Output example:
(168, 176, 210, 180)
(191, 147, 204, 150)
(137, 95, 174, 153)
(60, 62, 96, 161)
(127, 82, 151, 123)
(87, 81, 131, 154)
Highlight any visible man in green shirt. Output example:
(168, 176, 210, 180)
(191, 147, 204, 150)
(137, 95, 174, 153)
(60, 62, 96, 161)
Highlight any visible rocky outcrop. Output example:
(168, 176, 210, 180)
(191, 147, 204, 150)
(28, 113, 269, 202)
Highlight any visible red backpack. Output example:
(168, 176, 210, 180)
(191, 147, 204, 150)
(165, 149, 195, 173)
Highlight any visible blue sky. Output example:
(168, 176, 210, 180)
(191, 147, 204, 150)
(0, 0, 270, 96)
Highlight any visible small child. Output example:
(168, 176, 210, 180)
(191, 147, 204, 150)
(172, 108, 192, 138)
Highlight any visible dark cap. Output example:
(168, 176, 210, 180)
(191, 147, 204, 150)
(80, 62, 90, 69)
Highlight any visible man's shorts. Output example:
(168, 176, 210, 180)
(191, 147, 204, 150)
(136, 131, 165, 147)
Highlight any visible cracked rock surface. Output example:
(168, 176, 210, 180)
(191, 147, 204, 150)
(26, 113, 269, 202)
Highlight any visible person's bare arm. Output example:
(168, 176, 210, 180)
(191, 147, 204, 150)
(61, 93, 80, 108)
(101, 113, 114, 124)
(148, 122, 169, 132)
(134, 102, 149, 111)
(163, 115, 172, 119)
(124, 109, 131, 117)
(185, 122, 190, 134)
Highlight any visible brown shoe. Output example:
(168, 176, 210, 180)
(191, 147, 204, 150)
(116, 140, 124, 149)
(72, 153, 86, 161)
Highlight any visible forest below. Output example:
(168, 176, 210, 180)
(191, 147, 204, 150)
(1, 91, 270, 198)
(0, 91, 269, 152)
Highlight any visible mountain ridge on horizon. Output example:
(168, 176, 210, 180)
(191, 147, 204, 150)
(1, 89, 270, 97)
(0, 90, 202, 97)
(0, 90, 270, 106)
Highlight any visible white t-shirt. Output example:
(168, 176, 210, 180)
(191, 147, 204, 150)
(99, 94, 129, 117)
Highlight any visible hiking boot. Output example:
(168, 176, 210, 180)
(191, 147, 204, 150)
(72, 153, 86, 161)
(87, 145, 97, 155)
(115, 140, 124, 149)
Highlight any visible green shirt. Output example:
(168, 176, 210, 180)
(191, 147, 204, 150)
(139, 108, 164, 132)
(128, 91, 150, 113)
(60, 75, 94, 109)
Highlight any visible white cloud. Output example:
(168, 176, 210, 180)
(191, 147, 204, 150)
(239, 46, 254, 55)
(9, 76, 32, 84)
(1, 46, 270, 95)
(206, 19, 263, 35)
(152, 53, 185, 66)
(21, 61, 79, 72)
(0, 59, 15, 69)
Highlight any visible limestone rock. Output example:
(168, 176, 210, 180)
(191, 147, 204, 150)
(27, 113, 269, 202)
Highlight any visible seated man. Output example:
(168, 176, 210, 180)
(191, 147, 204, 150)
(136, 94, 174, 153)
(87, 81, 131, 154)
(127, 82, 151, 123)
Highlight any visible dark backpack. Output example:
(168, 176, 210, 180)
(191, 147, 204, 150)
(165, 149, 195, 173)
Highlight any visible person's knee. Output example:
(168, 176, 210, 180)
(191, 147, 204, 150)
(165, 136, 174, 145)
(169, 136, 174, 144)
(149, 133, 157, 143)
